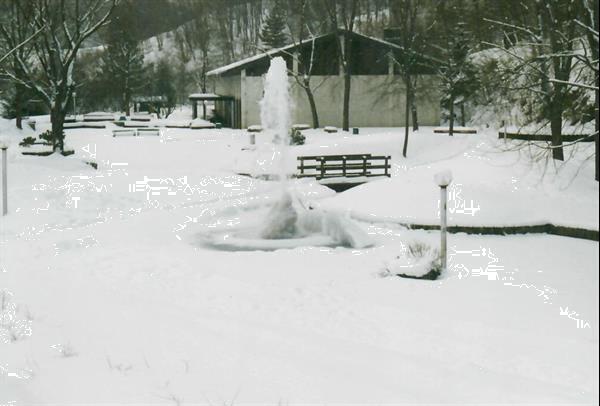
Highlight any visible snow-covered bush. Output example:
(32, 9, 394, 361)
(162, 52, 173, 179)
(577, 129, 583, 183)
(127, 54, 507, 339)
(383, 241, 442, 280)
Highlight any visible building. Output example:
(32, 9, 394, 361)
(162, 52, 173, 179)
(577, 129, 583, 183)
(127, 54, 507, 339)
(205, 30, 441, 129)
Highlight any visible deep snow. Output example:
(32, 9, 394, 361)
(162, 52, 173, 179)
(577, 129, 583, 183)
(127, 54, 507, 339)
(0, 117, 598, 404)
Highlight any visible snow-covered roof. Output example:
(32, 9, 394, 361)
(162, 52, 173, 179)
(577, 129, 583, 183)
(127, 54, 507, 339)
(188, 93, 221, 99)
(207, 34, 326, 76)
(207, 31, 404, 77)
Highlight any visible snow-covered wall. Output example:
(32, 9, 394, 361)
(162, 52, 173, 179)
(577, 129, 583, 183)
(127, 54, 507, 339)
(213, 73, 440, 128)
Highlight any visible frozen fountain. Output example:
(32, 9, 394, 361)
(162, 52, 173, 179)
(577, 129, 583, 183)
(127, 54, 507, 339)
(200, 57, 372, 251)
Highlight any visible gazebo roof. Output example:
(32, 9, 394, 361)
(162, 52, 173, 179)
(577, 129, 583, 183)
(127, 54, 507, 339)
(188, 93, 233, 100)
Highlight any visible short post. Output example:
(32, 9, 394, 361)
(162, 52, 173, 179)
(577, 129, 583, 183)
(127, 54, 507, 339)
(249, 132, 255, 145)
(434, 170, 453, 271)
(1, 143, 7, 216)
(319, 157, 325, 179)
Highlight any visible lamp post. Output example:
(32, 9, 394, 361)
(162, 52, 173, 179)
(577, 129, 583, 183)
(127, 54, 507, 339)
(72, 91, 77, 116)
(434, 170, 453, 270)
(1, 142, 7, 216)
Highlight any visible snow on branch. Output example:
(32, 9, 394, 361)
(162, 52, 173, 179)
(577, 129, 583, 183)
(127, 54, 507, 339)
(549, 78, 599, 91)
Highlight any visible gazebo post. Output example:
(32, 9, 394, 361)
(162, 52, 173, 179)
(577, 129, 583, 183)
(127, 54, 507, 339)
(203, 101, 207, 120)
(192, 101, 198, 119)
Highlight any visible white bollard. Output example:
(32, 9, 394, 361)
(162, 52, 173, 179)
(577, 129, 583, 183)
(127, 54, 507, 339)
(440, 185, 447, 270)
(434, 170, 453, 270)
(1, 145, 7, 216)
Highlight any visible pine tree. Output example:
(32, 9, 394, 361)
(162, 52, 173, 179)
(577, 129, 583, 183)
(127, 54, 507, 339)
(260, 1, 288, 49)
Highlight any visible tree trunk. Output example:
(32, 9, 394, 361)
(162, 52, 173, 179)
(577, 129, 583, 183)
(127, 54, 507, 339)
(304, 85, 319, 129)
(122, 90, 131, 116)
(587, 0, 598, 181)
(550, 116, 564, 161)
(550, 92, 564, 161)
(448, 97, 455, 136)
(14, 82, 25, 129)
(50, 105, 66, 153)
(595, 75, 598, 181)
(411, 97, 418, 131)
(402, 76, 411, 157)
(123, 72, 131, 115)
(460, 102, 466, 127)
(342, 68, 351, 131)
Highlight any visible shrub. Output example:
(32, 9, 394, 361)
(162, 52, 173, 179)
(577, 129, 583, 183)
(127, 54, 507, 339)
(19, 136, 36, 147)
(39, 130, 53, 143)
(38, 129, 65, 149)
(290, 128, 305, 145)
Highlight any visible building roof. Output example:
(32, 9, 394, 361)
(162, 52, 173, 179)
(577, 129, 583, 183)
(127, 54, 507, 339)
(207, 31, 405, 77)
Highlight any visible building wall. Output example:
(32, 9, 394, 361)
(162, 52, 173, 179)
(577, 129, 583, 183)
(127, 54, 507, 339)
(213, 74, 242, 99)
(213, 73, 440, 129)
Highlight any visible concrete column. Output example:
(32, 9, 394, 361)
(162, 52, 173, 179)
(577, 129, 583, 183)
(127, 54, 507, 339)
(241, 69, 246, 129)
(292, 52, 299, 76)
(338, 34, 345, 77)
(1, 146, 7, 216)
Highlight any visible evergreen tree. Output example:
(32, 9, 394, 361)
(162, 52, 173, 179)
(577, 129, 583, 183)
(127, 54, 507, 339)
(260, 1, 288, 49)
(101, 0, 145, 114)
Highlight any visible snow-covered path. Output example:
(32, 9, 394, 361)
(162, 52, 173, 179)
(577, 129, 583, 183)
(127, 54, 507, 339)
(1, 122, 598, 404)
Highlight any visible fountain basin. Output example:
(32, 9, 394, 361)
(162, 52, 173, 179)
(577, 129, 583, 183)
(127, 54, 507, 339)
(200, 230, 337, 251)
(196, 191, 373, 252)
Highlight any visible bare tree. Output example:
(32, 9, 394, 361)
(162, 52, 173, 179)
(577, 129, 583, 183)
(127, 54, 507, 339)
(323, 0, 360, 132)
(179, 0, 212, 93)
(0, 0, 116, 152)
(388, 0, 420, 157)
(578, 0, 599, 181)
(101, 0, 144, 114)
(0, 1, 43, 129)
(485, 0, 585, 161)
(284, 0, 328, 128)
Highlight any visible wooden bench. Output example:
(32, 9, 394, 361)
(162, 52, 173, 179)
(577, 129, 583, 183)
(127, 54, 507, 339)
(112, 128, 160, 137)
(136, 128, 161, 136)
(112, 129, 137, 137)
(297, 154, 391, 180)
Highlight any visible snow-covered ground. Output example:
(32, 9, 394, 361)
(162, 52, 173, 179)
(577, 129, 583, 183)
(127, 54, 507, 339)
(0, 118, 598, 404)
